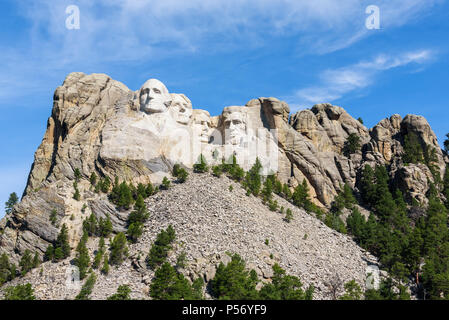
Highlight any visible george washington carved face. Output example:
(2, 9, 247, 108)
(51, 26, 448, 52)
(139, 79, 172, 114)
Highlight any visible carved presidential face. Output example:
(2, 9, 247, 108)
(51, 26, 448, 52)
(169, 94, 193, 125)
(139, 79, 172, 114)
(193, 110, 211, 143)
(222, 107, 247, 145)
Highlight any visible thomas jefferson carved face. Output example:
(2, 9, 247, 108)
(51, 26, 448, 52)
(169, 94, 193, 125)
(139, 79, 172, 114)
(222, 107, 247, 145)
(193, 110, 211, 143)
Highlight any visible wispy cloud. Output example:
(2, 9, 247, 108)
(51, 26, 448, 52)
(288, 49, 436, 110)
(0, 0, 443, 104)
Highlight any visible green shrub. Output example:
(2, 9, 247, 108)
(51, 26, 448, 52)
(161, 177, 171, 190)
(107, 285, 131, 300)
(3, 283, 35, 300)
(268, 200, 278, 212)
(339, 280, 363, 300)
(285, 208, 293, 223)
(212, 165, 222, 177)
(176, 168, 189, 183)
(193, 154, 208, 173)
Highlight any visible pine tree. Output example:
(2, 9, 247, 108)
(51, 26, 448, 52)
(19, 250, 33, 276)
(101, 176, 111, 193)
(282, 184, 292, 200)
(346, 207, 366, 240)
(262, 177, 274, 202)
(109, 232, 128, 266)
(44, 245, 54, 262)
(49, 209, 58, 226)
(102, 255, 110, 275)
(259, 264, 313, 300)
(75, 234, 90, 279)
(212, 165, 222, 177)
(339, 280, 363, 300)
(161, 177, 171, 190)
(89, 172, 97, 186)
(146, 226, 176, 270)
(128, 195, 149, 225)
(360, 164, 376, 206)
(5, 192, 18, 215)
(73, 181, 81, 201)
(150, 262, 198, 300)
(136, 183, 147, 199)
(3, 283, 35, 300)
(107, 284, 131, 300)
(403, 131, 424, 164)
(32, 252, 40, 269)
(176, 168, 189, 183)
(210, 254, 259, 300)
(243, 158, 262, 196)
(116, 182, 133, 210)
(145, 182, 154, 197)
(292, 179, 311, 210)
(98, 215, 113, 237)
(93, 237, 105, 269)
(285, 208, 293, 223)
(55, 224, 71, 260)
(127, 222, 144, 243)
(193, 154, 208, 173)
(74, 168, 82, 182)
(83, 213, 98, 236)
(75, 273, 96, 300)
(344, 133, 361, 156)
(0, 253, 11, 285)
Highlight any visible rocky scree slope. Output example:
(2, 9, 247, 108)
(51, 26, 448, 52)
(1, 173, 379, 300)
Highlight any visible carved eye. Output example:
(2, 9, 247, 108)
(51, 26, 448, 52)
(153, 88, 161, 94)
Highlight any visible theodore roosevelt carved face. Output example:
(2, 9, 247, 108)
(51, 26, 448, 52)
(169, 94, 193, 125)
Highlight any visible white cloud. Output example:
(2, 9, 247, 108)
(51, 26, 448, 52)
(0, 0, 442, 104)
(289, 49, 435, 110)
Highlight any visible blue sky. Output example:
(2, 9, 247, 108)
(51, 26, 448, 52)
(1, 0, 448, 218)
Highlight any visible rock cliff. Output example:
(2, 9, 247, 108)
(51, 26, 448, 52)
(0, 72, 446, 299)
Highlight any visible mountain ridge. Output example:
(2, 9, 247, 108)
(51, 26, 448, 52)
(1, 72, 448, 299)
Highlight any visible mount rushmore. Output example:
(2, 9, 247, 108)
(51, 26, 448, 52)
(1, 72, 447, 260)
(0, 72, 447, 299)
